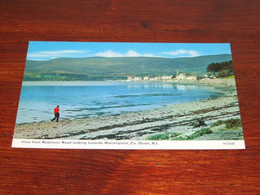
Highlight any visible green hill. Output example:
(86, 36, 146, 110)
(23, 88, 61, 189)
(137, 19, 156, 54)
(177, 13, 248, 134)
(24, 54, 232, 81)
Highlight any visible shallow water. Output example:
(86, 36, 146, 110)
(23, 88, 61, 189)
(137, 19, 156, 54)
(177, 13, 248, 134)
(16, 81, 222, 123)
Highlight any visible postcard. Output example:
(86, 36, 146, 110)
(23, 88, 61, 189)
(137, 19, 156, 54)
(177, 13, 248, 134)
(12, 42, 245, 149)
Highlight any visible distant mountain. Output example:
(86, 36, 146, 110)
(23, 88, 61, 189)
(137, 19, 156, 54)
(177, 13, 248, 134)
(24, 54, 232, 81)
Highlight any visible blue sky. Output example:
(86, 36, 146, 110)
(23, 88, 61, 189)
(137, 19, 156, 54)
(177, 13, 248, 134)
(27, 41, 231, 61)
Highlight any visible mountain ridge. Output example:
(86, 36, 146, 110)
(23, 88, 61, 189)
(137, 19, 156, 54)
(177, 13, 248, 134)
(24, 54, 232, 81)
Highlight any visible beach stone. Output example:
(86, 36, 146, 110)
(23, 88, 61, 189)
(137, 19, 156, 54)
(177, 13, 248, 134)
(191, 118, 206, 127)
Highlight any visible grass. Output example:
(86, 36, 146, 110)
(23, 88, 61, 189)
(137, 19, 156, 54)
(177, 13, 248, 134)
(173, 128, 213, 140)
(146, 132, 181, 140)
(146, 128, 213, 141)
(224, 75, 235, 79)
(146, 118, 242, 141)
(211, 118, 241, 130)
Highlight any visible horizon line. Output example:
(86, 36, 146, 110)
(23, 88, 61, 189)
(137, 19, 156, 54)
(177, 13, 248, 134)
(27, 53, 232, 61)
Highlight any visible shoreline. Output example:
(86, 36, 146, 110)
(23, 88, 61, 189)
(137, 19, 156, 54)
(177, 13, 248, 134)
(14, 82, 243, 140)
(22, 77, 236, 85)
(16, 79, 235, 125)
(21, 78, 237, 98)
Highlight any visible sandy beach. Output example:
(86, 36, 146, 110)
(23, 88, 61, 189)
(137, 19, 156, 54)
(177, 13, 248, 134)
(14, 79, 243, 141)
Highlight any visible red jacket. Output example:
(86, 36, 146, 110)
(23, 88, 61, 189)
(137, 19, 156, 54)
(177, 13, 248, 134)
(54, 107, 59, 113)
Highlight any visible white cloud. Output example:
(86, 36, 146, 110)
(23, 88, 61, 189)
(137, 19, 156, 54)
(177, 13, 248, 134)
(126, 50, 155, 57)
(27, 50, 90, 60)
(28, 49, 200, 60)
(161, 49, 200, 57)
(95, 50, 156, 58)
(95, 50, 124, 57)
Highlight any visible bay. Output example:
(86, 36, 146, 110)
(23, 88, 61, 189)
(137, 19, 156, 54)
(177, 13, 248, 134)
(16, 81, 223, 124)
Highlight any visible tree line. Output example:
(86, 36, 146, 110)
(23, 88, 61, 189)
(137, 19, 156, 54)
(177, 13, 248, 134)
(207, 60, 233, 77)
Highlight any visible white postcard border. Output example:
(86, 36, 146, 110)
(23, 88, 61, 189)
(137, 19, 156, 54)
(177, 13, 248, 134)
(12, 139, 246, 150)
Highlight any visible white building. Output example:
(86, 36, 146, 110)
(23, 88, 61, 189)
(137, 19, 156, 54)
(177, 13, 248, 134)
(160, 76, 173, 80)
(176, 73, 197, 81)
(176, 73, 186, 80)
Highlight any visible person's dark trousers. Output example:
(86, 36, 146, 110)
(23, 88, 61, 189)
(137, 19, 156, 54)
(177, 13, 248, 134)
(52, 113, 59, 122)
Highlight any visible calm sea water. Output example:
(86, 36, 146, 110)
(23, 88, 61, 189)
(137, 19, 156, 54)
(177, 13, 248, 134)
(16, 81, 222, 124)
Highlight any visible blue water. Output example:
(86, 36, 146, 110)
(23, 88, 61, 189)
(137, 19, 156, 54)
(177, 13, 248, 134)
(16, 81, 222, 124)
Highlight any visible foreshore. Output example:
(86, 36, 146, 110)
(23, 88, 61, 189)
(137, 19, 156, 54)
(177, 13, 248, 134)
(14, 80, 243, 141)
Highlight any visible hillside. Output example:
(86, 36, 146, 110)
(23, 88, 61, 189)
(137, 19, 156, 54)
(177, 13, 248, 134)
(24, 54, 232, 81)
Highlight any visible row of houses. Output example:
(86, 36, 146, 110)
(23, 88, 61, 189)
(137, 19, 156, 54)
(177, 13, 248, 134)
(127, 76, 173, 81)
(127, 73, 197, 81)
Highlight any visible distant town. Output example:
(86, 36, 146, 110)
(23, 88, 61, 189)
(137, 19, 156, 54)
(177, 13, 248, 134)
(127, 69, 201, 82)
(127, 73, 197, 81)
(126, 70, 235, 86)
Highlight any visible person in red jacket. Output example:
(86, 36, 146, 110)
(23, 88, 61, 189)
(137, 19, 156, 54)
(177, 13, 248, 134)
(51, 105, 60, 122)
